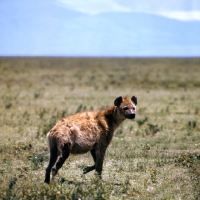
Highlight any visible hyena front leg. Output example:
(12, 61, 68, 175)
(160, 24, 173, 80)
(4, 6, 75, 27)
(83, 149, 96, 174)
(94, 146, 106, 176)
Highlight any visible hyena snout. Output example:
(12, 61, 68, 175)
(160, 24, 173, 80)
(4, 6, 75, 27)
(124, 108, 136, 119)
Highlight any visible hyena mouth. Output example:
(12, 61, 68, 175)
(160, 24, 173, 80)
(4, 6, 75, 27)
(126, 114, 136, 119)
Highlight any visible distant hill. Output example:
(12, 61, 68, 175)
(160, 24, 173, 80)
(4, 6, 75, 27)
(1, 3, 199, 56)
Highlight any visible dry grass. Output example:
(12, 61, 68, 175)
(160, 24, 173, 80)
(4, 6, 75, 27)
(0, 57, 200, 199)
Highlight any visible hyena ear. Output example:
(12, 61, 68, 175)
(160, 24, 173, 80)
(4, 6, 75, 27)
(114, 96, 123, 107)
(131, 96, 137, 105)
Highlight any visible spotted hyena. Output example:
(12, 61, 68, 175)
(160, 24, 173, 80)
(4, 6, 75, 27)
(44, 96, 137, 184)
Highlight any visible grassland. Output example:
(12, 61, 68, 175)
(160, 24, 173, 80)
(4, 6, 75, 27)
(0, 57, 200, 199)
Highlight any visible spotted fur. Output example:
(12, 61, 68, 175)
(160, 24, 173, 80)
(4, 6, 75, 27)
(44, 96, 137, 184)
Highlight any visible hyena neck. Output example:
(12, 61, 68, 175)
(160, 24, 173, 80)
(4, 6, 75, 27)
(104, 106, 126, 132)
(97, 106, 126, 145)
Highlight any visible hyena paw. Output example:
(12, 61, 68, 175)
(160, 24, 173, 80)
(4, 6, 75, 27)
(83, 165, 95, 174)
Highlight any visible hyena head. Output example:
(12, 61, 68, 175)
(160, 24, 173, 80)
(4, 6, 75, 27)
(114, 96, 137, 119)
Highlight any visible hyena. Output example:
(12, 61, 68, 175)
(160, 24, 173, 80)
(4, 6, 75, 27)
(44, 96, 137, 184)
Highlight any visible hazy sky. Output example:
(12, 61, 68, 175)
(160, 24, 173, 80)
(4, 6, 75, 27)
(0, 0, 200, 57)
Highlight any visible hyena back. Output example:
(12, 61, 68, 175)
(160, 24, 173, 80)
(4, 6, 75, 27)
(44, 96, 137, 184)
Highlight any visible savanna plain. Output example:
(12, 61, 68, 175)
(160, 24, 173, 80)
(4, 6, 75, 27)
(0, 57, 200, 200)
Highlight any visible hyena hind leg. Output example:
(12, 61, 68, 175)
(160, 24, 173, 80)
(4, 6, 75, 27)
(44, 151, 57, 184)
(51, 143, 70, 180)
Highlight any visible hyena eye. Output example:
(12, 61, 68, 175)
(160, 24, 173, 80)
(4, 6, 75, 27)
(123, 107, 129, 111)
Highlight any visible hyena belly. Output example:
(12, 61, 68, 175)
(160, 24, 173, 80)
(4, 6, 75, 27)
(70, 135, 96, 154)
(68, 117, 100, 154)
